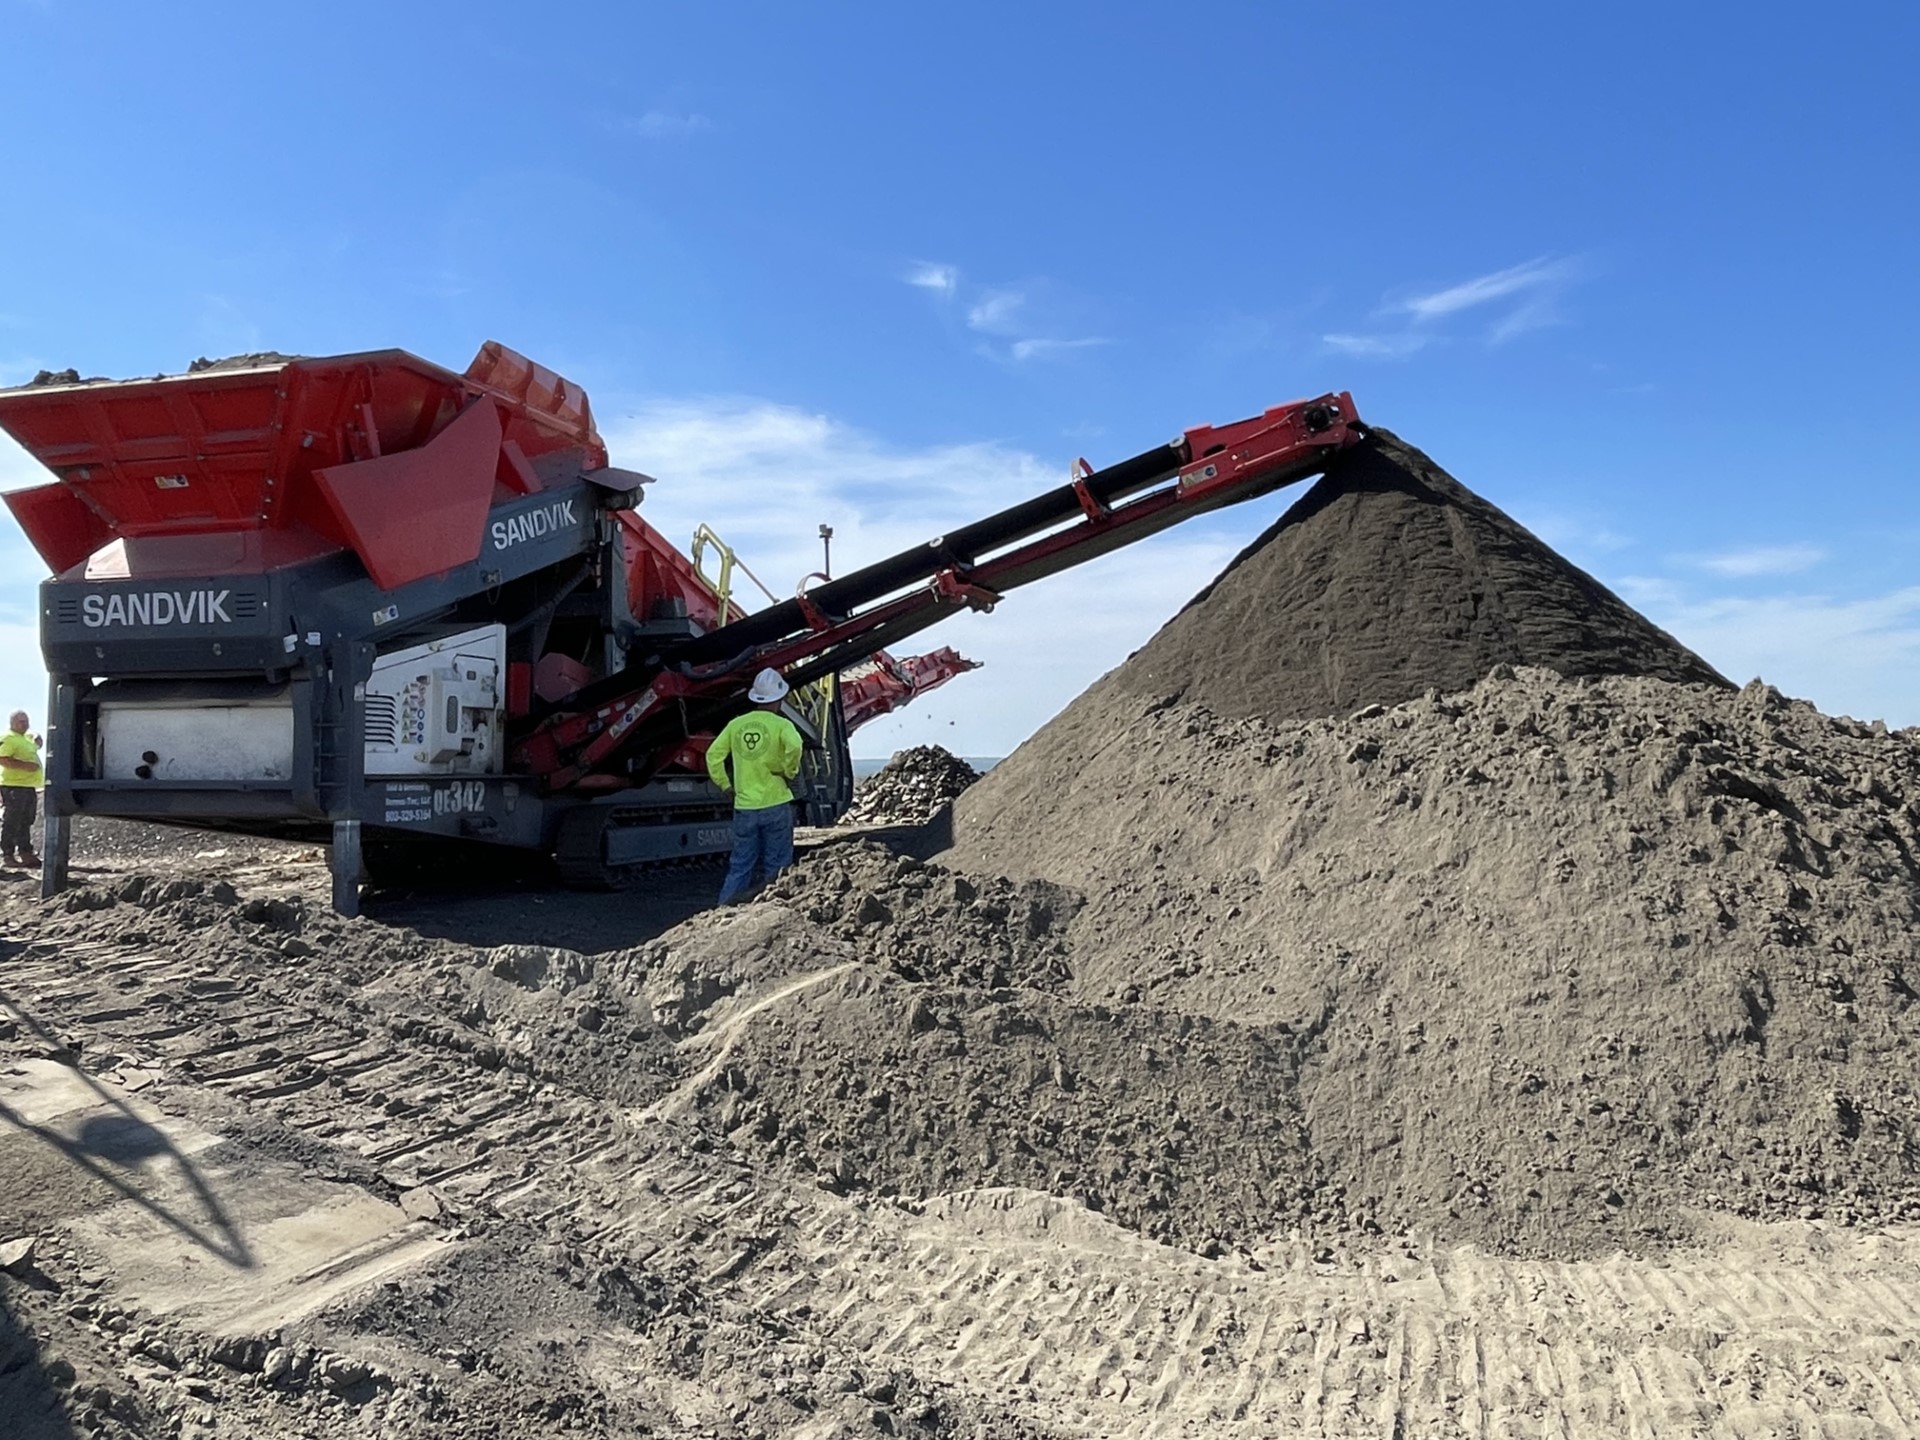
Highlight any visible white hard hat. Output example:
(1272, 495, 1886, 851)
(748, 668, 790, 704)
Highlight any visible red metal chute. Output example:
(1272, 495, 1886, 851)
(841, 647, 981, 732)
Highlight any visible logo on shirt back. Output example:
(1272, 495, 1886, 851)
(742, 731, 763, 751)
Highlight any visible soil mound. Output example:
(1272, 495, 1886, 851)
(843, 746, 982, 826)
(1109, 428, 1727, 726)
(949, 669, 1920, 1253)
(760, 841, 1078, 992)
(939, 432, 1920, 1255)
(652, 848, 1323, 1250)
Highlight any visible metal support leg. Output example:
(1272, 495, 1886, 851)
(40, 812, 68, 900)
(330, 820, 362, 918)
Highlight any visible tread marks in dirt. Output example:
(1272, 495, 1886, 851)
(0, 901, 1067, 1437)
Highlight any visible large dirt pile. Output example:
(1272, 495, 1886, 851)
(952, 668, 1920, 1251)
(1108, 429, 1728, 725)
(939, 433, 1920, 1256)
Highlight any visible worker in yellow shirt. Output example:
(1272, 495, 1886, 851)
(706, 669, 803, 905)
(1, 709, 44, 868)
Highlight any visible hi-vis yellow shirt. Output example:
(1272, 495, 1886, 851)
(707, 711, 802, 811)
(0, 731, 40, 788)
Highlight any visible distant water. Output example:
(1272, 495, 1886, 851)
(852, 755, 1003, 779)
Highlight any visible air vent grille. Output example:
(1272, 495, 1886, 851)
(364, 694, 400, 747)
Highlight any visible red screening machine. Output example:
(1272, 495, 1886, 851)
(0, 342, 1363, 913)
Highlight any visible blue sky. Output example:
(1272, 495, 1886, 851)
(2, 1, 1916, 756)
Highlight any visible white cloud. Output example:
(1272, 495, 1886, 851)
(904, 263, 957, 296)
(1617, 577, 1920, 728)
(0, 618, 48, 739)
(1328, 255, 1585, 359)
(929, 275, 1118, 368)
(1008, 337, 1109, 362)
(1693, 544, 1825, 578)
(605, 397, 1251, 756)
(1395, 256, 1577, 323)
(1487, 296, 1562, 344)
(966, 289, 1026, 335)
(1321, 331, 1432, 360)
(613, 111, 711, 140)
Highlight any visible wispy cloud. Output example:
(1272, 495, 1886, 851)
(1009, 337, 1109, 362)
(1321, 332, 1433, 361)
(966, 289, 1026, 335)
(610, 111, 711, 140)
(904, 262, 958, 297)
(1324, 254, 1584, 360)
(960, 285, 1108, 362)
(1395, 256, 1577, 324)
(1693, 544, 1826, 578)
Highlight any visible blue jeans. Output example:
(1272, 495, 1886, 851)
(717, 803, 795, 904)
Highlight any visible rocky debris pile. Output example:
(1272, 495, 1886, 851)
(18, 351, 304, 390)
(187, 351, 301, 374)
(1107, 429, 1728, 727)
(843, 746, 981, 826)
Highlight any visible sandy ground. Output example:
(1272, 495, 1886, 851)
(4, 824, 1919, 1438)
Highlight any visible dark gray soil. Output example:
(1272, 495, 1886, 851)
(1109, 428, 1729, 726)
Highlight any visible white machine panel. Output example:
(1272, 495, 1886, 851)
(364, 624, 507, 777)
(99, 698, 295, 782)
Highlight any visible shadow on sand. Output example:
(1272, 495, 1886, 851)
(361, 855, 726, 954)
(0, 956, 253, 1272)
(353, 809, 956, 955)
(0, 1282, 79, 1440)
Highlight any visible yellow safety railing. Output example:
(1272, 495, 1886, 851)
(690, 523, 779, 619)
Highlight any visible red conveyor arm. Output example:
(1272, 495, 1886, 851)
(517, 392, 1362, 788)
